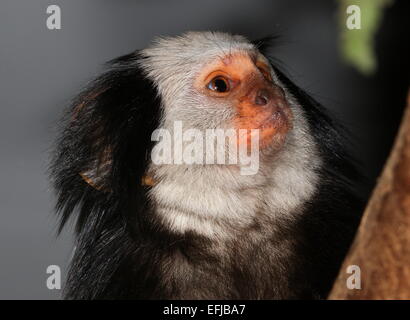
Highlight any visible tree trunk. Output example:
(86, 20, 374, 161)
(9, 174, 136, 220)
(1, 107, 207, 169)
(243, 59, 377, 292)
(329, 90, 410, 299)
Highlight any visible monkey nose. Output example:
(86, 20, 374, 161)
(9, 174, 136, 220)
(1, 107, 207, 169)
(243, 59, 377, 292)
(254, 89, 270, 106)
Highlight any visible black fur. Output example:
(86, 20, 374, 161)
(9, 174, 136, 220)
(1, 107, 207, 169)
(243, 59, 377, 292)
(51, 52, 163, 298)
(51, 43, 363, 299)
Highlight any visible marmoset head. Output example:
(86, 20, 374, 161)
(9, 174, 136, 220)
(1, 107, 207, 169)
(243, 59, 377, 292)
(141, 32, 292, 152)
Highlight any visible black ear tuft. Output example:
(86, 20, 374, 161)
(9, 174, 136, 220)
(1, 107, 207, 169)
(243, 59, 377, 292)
(50, 51, 161, 235)
(107, 51, 141, 66)
(252, 35, 281, 55)
(252, 35, 287, 73)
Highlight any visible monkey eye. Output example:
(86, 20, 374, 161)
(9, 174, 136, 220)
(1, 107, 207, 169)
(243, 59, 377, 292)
(207, 76, 230, 93)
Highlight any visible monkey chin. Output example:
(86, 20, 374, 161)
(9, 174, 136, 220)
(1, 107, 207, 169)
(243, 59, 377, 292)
(239, 107, 293, 154)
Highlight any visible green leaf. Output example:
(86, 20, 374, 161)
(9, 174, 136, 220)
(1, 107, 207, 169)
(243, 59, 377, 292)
(339, 0, 393, 75)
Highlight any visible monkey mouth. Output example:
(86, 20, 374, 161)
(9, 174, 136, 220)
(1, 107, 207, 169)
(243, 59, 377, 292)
(257, 108, 290, 130)
(254, 106, 292, 148)
(234, 96, 292, 148)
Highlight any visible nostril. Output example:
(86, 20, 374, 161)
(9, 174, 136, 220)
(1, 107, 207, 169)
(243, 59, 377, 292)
(255, 95, 268, 106)
(254, 90, 269, 106)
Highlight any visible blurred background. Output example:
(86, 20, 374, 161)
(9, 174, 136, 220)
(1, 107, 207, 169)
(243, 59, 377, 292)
(0, 0, 408, 299)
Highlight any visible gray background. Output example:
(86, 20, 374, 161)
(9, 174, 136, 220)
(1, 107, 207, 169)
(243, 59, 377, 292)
(0, 0, 408, 299)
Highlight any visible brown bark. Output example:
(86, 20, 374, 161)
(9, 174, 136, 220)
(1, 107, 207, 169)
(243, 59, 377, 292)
(328, 90, 410, 299)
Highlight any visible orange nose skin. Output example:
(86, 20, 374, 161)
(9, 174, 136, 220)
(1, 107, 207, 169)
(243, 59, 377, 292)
(234, 77, 293, 149)
(195, 52, 293, 148)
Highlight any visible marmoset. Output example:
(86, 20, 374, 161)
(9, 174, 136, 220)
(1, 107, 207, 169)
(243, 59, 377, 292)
(51, 32, 362, 299)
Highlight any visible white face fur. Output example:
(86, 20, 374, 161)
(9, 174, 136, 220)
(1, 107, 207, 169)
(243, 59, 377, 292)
(139, 32, 322, 239)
